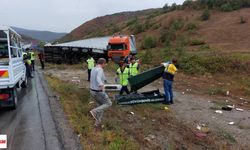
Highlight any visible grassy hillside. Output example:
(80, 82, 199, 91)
(59, 7, 250, 52)
(59, 9, 160, 43)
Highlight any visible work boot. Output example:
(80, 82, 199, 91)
(169, 101, 174, 104)
(162, 101, 171, 105)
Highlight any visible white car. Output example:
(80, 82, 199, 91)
(0, 26, 27, 109)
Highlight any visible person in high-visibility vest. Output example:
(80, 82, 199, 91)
(23, 53, 33, 78)
(129, 57, 139, 76)
(162, 57, 178, 105)
(29, 50, 36, 71)
(22, 52, 27, 57)
(86, 56, 95, 81)
(116, 61, 130, 95)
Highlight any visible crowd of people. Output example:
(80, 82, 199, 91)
(23, 48, 45, 78)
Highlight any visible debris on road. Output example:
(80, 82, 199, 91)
(164, 106, 169, 111)
(144, 134, 156, 142)
(235, 108, 244, 112)
(228, 122, 235, 125)
(227, 105, 235, 109)
(196, 124, 210, 133)
(195, 132, 207, 138)
(215, 110, 223, 114)
(226, 91, 230, 96)
(222, 106, 232, 111)
(130, 111, 135, 115)
(89, 101, 94, 104)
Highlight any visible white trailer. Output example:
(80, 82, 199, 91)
(0, 26, 27, 109)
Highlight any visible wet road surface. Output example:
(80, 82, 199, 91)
(0, 70, 62, 150)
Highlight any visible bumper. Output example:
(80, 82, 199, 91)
(0, 98, 13, 107)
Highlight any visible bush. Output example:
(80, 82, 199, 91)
(169, 18, 185, 30)
(177, 35, 190, 46)
(160, 29, 176, 43)
(179, 55, 206, 75)
(141, 36, 157, 49)
(126, 17, 138, 27)
(190, 39, 206, 46)
(201, 9, 210, 21)
(199, 45, 210, 51)
(141, 50, 153, 64)
(185, 22, 198, 31)
(220, 3, 234, 11)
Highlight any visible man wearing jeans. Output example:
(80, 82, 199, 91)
(89, 58, 112, 127)
(162, 58, 178, 105)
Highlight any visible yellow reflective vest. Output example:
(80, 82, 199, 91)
(22, 52, 27, 57)
(117, 67, 130, 86)
(29, 52, 35, 61)
(165, 63, 177, 75)
(26, 59, 32, 65)
(87, 58, 95, 70)
(129, 62, 139, 76)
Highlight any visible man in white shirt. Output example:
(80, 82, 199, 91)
(89, 58, 112, 127)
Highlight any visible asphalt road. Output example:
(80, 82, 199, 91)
(0, 71, 63, 150)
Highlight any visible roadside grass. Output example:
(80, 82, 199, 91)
(205, 87, 226, 96)
(45, 75, 140, 150)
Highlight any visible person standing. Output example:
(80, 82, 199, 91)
(86, 55, 95, 81)
(89, 58, 112, 127)
(116, 61, 130, 95)
(23, 53, 33, 78)
(38, 51, 45, 69)
(162, 58, 178, 105)
(29, 50, 36, 71)
(129, 58, 139, 77)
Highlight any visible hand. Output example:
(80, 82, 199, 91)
(99, 85, 104, 91)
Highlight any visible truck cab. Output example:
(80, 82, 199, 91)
(0, 26, 27, 109)
(107, 35, 137, 62)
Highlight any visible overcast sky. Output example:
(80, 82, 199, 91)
(0, 0, 184, 33)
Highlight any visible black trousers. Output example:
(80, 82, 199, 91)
(88, 69, 92, 81)
(31, 60, 35, 71)
(119, 86, 130, 95)
(25, 64, 32, 78)
(40, 60, 44, 69)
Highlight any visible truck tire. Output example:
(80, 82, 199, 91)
(21, 77, 28, 88)
(10, 87, 18, 110)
